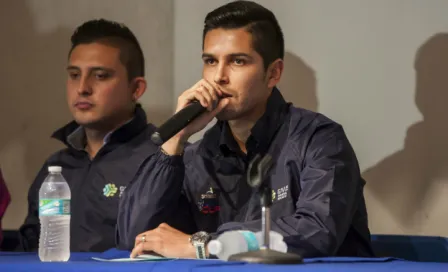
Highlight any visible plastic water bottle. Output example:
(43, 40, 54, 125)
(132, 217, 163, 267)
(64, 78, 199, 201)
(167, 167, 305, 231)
(207, 230, 287, 261)
(255, 231, 288, 252)
(38, 166, 71, 262)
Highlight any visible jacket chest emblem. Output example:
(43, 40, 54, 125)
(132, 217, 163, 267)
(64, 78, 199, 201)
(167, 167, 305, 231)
(197, 187, 220, 214)
(102, 183, 126, 198)
(103, 183, 118, 197)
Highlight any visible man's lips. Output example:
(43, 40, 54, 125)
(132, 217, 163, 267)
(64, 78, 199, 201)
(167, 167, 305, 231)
(74, 101, 93, 110)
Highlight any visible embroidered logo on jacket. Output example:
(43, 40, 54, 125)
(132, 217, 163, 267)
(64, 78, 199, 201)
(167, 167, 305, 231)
(103, 183, 118, 197)
(276, 185, 289, 201)
(197, 187, 220, 214)
(119, 186, 126, 197)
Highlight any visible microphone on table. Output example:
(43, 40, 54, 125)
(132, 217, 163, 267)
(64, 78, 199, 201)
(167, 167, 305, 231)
(150, 99, 217, 146)
(228, 154, 303, 264)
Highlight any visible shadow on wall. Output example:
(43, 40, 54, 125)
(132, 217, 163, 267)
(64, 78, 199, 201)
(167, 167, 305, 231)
(277, 51, 318, 112)
(363, 33, 448, 235)
(0, 0, 72, 228)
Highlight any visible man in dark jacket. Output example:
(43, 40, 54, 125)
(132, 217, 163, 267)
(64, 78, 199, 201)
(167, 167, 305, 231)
(19, 19, 181, 252)
(118, 1, 374, 259)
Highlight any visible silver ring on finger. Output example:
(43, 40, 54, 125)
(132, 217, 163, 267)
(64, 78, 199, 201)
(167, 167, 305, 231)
(140, 234, 146, 243)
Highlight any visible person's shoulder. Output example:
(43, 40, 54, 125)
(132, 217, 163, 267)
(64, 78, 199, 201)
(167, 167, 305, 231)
(287, 106, 343, 137)
(28, 148, 70, 186)
(138, 122, 157, 140)
(45, 148, 72, 165)
(122, 122, 164, 158)
(127, 122, 159, 149)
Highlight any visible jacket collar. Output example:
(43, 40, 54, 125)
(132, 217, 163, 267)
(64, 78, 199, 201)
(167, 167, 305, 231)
(51, 104, 148, 150)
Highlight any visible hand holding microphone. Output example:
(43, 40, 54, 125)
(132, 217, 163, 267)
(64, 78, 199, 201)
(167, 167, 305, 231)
(152, 79, 230, 155)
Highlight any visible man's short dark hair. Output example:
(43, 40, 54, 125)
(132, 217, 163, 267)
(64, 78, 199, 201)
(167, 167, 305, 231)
(203, 0, 284, 70)
(69, 19, 145, 81)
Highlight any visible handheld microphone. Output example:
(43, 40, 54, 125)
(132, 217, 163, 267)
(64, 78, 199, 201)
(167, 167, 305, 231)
(150, 100, 210, 146)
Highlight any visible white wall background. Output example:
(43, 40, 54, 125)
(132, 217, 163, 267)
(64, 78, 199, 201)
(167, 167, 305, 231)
(0, 0, 447, 237)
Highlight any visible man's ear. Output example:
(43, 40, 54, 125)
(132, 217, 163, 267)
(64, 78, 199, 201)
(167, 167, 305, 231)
(266, 59, 284, 88)
(131, 77, 147, 101)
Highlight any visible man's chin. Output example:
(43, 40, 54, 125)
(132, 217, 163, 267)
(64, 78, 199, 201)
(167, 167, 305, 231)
(216, 102, 265, 123)
(215, 112, 231, 121)
(216, 110, 239, 121)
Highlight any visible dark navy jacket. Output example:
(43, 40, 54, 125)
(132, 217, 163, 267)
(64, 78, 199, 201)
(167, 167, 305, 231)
(19, 105, 183, 252)
(117, 89, 374, 258)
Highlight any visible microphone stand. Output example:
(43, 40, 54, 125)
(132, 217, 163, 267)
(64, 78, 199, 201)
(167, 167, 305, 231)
(228, 154, 303, 264)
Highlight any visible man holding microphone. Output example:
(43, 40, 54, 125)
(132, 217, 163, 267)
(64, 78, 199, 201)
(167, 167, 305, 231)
(117, 0, 374, 259)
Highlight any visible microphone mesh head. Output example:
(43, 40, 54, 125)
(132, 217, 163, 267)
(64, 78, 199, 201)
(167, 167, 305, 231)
(150, 132, 164, 146)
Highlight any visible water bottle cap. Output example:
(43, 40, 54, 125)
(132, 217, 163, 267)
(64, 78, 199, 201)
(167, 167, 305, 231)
(207, 240, 222, 255)
(48, 166, 62, 173)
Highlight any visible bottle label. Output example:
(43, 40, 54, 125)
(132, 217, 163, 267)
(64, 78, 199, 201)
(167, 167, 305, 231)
(39, 199, 70, 216)
(239, 231, 259, 251)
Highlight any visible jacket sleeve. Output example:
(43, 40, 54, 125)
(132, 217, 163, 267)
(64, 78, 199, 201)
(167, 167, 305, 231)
(19, 163, 49, 251)
(216, 123, 365, 258)
(116, 149, 196, 250)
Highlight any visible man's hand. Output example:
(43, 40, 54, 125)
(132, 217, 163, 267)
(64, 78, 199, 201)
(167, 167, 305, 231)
(130, 223, 195, 259)
(161, 79, 230, 155)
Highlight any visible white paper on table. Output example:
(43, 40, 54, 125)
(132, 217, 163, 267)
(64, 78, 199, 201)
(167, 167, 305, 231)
(92, 254, 177, 262)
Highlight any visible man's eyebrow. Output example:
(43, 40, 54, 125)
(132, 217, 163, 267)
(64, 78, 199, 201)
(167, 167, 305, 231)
(66, 66, 115, 72)
(66, 65, 80, 71)
(228, 53, 252, 58)
(202, 53, 214, 59)
(201, 53, 252, 58)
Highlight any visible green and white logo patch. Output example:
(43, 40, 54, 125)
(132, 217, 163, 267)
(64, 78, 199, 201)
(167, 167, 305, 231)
(103, 183, 118, 197)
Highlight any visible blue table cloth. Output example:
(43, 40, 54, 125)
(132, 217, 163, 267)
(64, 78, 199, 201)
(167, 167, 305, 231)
(371, 234, 448, 262)
(1, 249, 447, 272)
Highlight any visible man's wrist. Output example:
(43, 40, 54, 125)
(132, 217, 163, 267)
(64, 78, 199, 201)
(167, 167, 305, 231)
(161, 136, 186, 156)
(190, 231, 212, 259)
